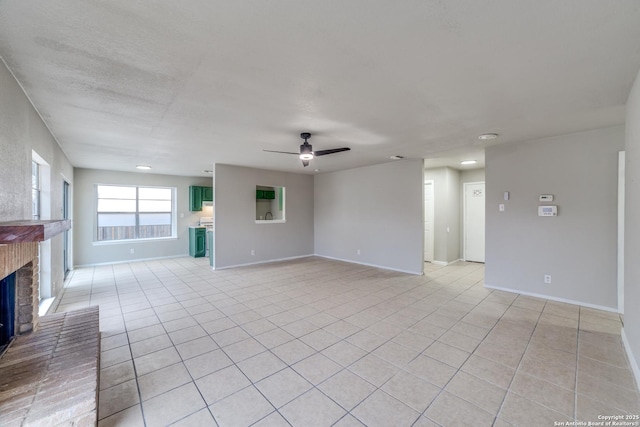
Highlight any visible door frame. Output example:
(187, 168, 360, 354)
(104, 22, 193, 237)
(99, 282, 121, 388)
(618, 151, 625, 314)
(62, 179, 71, 278)
(463, 181, 485, 262)
(424, 180, 435, 263)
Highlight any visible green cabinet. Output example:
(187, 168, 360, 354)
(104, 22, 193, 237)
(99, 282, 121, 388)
(256, 190, 275, 199)
(189, 186, 203, 211)
(189, 186, 213, 211)
(202, 186, 213, 202)
(189, 227, 206, 257)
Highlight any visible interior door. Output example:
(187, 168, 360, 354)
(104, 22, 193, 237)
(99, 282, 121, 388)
(464, 182, 485, 262)
(424, 181, 434, 262)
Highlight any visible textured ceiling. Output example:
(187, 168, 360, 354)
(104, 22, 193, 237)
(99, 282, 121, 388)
(1, 1, 639, 176)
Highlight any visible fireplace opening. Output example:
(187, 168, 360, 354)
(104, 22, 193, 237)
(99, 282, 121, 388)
(0, 272, 16, 354)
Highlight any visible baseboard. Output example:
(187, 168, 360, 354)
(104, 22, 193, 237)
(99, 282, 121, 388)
(621, 328, 640, 392)
(483, 283, 619, 313)
(214, 254, 314, 270)
(315, 254, 423, 276)
(74, 254, 188, 268)
(431, 259, 462, 267)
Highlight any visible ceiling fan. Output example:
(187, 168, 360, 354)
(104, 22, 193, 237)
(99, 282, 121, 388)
(263, 132, 350, 167)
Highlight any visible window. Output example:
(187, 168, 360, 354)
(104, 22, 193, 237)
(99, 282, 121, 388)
(96, 185, 175, 241)
(31, 161, 40, 220)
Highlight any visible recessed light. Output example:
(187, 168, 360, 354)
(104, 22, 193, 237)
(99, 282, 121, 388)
(314, 169, 321, 172)
(136, 165, 151, 170)
(460, 160, 477, 165)
(389, 155, 404, 160)
(478, 133, 499, 140)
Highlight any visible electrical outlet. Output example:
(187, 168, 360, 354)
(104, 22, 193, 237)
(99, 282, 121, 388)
(357, 249, 361, 255)
(130, 248, 134, 254)
(251, 249, 255, 256)
(544, 275, 551, 284)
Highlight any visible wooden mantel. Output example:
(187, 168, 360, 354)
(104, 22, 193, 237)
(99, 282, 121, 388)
(0, 220, 71, 244)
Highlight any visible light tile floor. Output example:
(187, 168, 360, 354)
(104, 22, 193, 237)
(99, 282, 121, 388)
(53, 257, 640, 426)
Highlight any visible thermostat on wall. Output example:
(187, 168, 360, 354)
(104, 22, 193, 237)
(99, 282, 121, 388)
(539, 194, 554, 202)
(538, 205, 558, 216)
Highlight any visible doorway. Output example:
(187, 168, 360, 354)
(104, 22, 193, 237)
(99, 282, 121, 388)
(63, 180, 70, 278)
(463, 181, 485, 262)
(424, 181, 435, 262)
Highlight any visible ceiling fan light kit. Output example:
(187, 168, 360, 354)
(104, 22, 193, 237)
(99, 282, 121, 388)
(263, 132, 350, 167)
(299, 134, 314, 160)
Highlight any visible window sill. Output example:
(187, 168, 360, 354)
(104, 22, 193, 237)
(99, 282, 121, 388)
(38, 297, 55, 316)
(93, 237, 178, 246)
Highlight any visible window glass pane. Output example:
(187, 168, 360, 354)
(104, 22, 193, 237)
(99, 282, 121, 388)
(139, 187, 171, 200)
(139, 200, 171, 212)
(139, 213, 171, 225)
(98, 213, 136, 227)
(32, 162, 39, 189)
(32, 189, 40, 220)
(97, 199, 136, 212)
(97, 185, 136, 199)
(97, 225, 136, 241)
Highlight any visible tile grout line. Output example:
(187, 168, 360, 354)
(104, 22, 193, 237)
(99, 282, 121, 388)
(142, 261, 224, 426)
(414, 284, 542, 427)
(107, 263, 148, 427)
(574, 306, 582, 422)
(490, 298, 548, 427)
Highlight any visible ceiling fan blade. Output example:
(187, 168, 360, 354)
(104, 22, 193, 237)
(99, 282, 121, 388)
(301, 160, 310, 167)
(263, 149, 300, 155)
(313, 147, 350, 156)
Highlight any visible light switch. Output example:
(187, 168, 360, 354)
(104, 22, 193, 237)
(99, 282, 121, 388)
(499, 204, 505, 212)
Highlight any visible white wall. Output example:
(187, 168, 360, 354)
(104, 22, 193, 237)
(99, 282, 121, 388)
(74, 168, 211, 266)
(485, 126, 624, 310)
(424, 167, 461, 264)
(213, 164, 314, 269)
(315, 160, 424, 274)
(624, 68, 640, 386)
(0, 58, 73, 298)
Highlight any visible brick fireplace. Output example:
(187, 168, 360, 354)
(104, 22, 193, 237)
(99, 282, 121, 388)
(0, 220, 71, 346)
(0, 220, 101, 426)
(0, 242, 40, 346)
